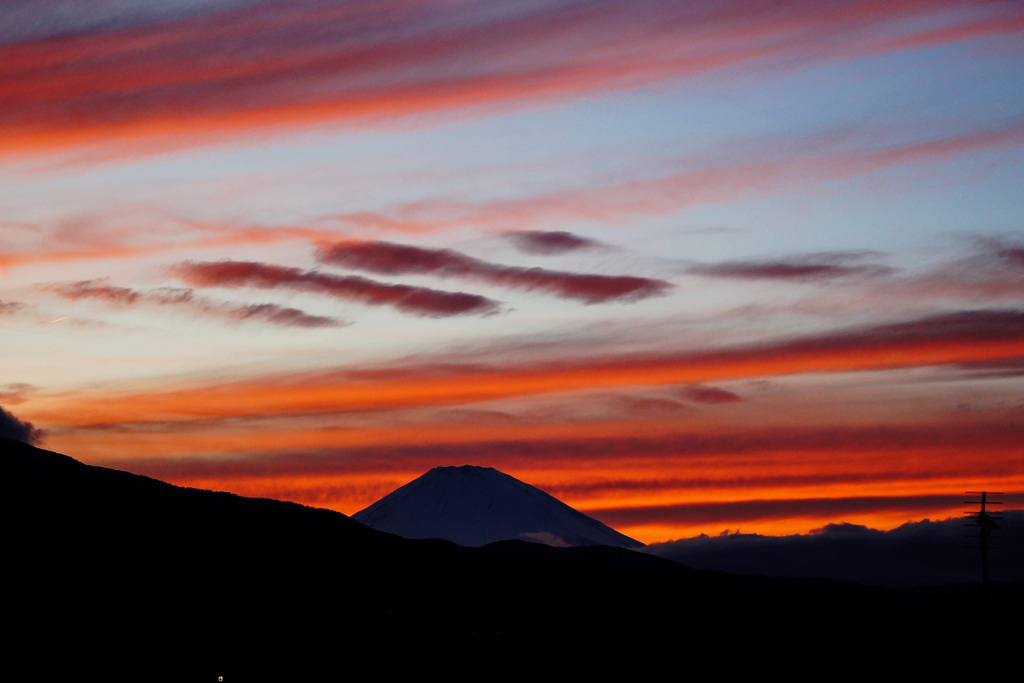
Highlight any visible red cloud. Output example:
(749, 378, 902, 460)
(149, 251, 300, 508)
(678, 385, 743, 404)
(853, 236, 1024, 305)
(172, 260, 501, 317)
(79, 414, 1023, 539)
(0, 300, 30, 315)
(0, 221, 335, 271)
(317, 240, 671, 304)
(4, 1, 1021, 153)
(46, 279, 343, 328)
(505, 231, 599, 255)
(597, 494, 965, 529)
(94, 416, 1024, 481)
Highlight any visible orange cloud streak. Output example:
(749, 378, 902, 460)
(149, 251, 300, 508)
(3, 0, 1019, 155)
(24, 309, 1024, 427)
(34, 393, 1023, 541)
(82, 431, 1024, 542)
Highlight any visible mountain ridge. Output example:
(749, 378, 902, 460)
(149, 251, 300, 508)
(3, 437, 1017, 679)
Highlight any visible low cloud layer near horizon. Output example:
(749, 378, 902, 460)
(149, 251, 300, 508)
(644, 511, 1023, 587)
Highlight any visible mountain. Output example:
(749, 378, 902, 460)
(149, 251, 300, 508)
(353, 465, 643, 548)
(645, 515, 1024, 587)
(3, 437, 1018, 680)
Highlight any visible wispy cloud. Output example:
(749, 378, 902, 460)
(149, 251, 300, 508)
(317, 240, 671, 303)
(0, 0, 260, 46)
(0, 300, 30, 315)
(505, 231, 599, 255)
(678, 384, 743, 404)
(4, 120, 1018, 277)
(0, 217, 334, 271)
(172, 260, 501, 317)
(46, 279, 344, 328)
(611, 395, 688, 416)
(951, 358, 1024, 380)
(601, 494, 970, 531)
(0, 383, 35, 405)
(881, 236, 1024, 303)
(87, 415, 1024, 482)
(687, 252, 893, 282)
(325, 121, 1024, 236)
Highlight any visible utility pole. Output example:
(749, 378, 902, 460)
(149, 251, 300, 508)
(964, 491, 1002, 611)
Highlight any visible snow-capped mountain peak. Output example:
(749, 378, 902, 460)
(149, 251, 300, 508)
(353, 465, 642, 549)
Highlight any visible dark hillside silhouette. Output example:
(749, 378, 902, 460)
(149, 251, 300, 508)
(645, 514, 1024, 587)
(3, 438, 1018, 680)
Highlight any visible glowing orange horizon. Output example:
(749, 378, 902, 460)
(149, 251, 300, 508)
(37, 406, 1022, 543)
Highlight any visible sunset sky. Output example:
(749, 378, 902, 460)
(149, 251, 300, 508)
(2, 0, 1022, 543)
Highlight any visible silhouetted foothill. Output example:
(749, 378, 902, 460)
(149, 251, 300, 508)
(2, 438, 1017, 680)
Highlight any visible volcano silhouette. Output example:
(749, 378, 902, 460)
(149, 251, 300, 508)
(353, 465, 643, 548)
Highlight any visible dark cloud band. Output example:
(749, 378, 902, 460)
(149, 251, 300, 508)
(687, 252, 893, 282)
(317, 240, 671, 303)
(505, 230, 598, 255)
(172, 260, 501, 317)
